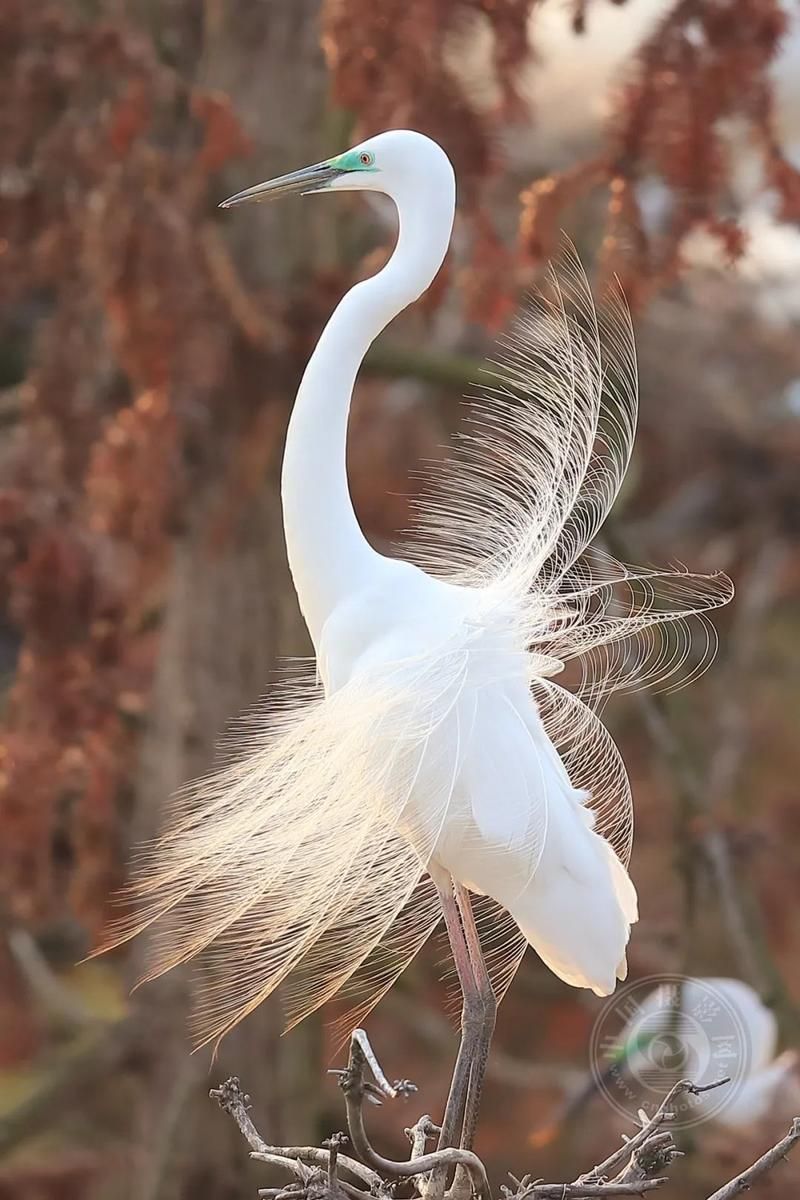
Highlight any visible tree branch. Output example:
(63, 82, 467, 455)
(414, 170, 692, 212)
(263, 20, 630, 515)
(506, 1079, 726, 1200)
(211, 1038, 800, 1200)
(335, 1028, 491, 1198)
(576, 1078, 722, 1185)
(209, 1077, 380, 1189)
(705, 1116, 800, 1200)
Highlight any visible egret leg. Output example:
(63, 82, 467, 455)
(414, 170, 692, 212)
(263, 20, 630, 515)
(432, 875, 497, 1180)
(454, 883, 496, 1151)
(433, 873, 484, 1154)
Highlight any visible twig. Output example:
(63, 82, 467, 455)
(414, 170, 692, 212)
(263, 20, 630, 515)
(200, 223, 288, 350)
(614, 1129, 682, 1185)
(323, 1133, 348, 1192)
(213, 1053, 797, 1200)
(198, 230, 486, 397)
(500, 1080, 728, 1200)
(505, 1173, 666, 1199)
(577, 1078, 727, 1184)
(528, 1184, 665, 1198)
(700, 540, 788, 989)
(335, 1029, 491, 1198)
(705, 1116, 800, 1200)
(210, 1077, 380, 1189)
(406, 1114, 440, 1160)
(364, 342, 487, 394)
(349, 1027, 416, 1101)
(705, 540, 785, 810)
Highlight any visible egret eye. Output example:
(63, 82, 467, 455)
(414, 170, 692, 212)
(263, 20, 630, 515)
(359, 151, 374, 167)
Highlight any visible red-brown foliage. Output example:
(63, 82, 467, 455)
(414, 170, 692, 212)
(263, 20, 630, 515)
(323, 0, 800, 308)
(521, 0, 800, 301)
(0, 2, 252, 931)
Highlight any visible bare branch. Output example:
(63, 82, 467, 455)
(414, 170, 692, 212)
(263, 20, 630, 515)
(705, 1116, 800, 1200)
(210, 1077, 380, 1189)
(199, 223, 287, 350)
(577, 1078, 727, 1186)
(529, 1184, 666, 1198)
(213, 1046, 795, 1200)
(323, 1132, 349, 1193)
(137, 1053, 200, 1200)
(336, 1029, 491, 1198)
(507, 1079, 728, 1199)
(406, 1114, 440, 1160)
(349, 1027, 417, 1101)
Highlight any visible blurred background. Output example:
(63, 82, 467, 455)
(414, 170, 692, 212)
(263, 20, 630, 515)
(1, 0, 799, 1197)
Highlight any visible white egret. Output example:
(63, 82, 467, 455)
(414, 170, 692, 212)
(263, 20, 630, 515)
(621, 978, 799, 1130)
(537, 977, 799, 1140)
(104, 131, 732, 1150)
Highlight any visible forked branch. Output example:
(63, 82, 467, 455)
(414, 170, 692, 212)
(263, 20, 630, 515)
(333, 1028, 490, 1198)
(209, 1075, 379, 1191)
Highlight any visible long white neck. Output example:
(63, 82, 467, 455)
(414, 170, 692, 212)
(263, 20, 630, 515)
(281, 171, 456, 648)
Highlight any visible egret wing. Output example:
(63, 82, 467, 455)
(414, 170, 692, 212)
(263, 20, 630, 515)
(98, 641, 470, 1048)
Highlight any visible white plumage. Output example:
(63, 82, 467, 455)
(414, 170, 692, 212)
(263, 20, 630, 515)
(621, 977, 798, 1129)
(102, 131, 732, 1059)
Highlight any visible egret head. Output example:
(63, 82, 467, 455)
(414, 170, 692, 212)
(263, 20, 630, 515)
(219, 130, 453, 209)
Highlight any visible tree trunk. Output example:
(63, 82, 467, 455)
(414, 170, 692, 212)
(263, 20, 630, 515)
(124, 5, 329, 1197)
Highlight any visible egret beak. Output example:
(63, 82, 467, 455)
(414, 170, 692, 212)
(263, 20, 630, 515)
(219, 162, 342, 208)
